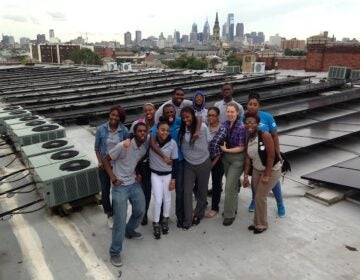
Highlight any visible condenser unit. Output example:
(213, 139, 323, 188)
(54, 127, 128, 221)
(35, 158, 101, 208)
(0, 110, 32, 134)
(8, 119, 49, 141)
(328, 66, 351, 80)
(0, 105, 23, 113)
(119, 62, 132, 72)
(4, 115, 43, 135)
(251, 62, 266, 74)
(21, 139, 75, 164)
(13, 124, 66, 151)
(350, 70, 360, 81)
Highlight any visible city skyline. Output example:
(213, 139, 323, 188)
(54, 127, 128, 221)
(1, 0, 359, 43)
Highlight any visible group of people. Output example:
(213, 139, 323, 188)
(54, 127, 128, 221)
(94, 84, 286, 267)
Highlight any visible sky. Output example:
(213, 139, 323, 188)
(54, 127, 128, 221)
(1, 0, 359, 43)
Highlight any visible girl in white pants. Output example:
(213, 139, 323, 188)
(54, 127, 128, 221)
(149, 120, 178, 239)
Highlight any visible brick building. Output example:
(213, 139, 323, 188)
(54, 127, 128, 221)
(30, 44, 81, 63)
(281, 38, 306, 50)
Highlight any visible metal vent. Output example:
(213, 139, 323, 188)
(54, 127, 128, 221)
(87, 169, 101, 194)
(64, 176, 77, 200)
(42, 139, 68, 149)
(25, 120, 46, 127)
(20, 116, 39, 121)
(53, 179, 66, 205)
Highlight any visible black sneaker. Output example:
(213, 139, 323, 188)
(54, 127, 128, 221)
(222, 217, 235, 226)
(110, 255, 123, 267)
(176, 220, 184, 228)
(192, 216, 201, 226)
(125, 231, 143, 240)
(141, 214, 148, 226)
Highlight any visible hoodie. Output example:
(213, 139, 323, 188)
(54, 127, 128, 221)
(192, 90, 208, 124)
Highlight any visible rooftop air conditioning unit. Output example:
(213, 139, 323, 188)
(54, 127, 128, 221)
(4, 115, 43, 135)
(8, 119, 48, 141)
(21, 139, 75, 164)
(35, 158, 101, 208)
(0, 110, 32, 134)
(252, 62, 266, 74)
(106, 62, 118, 71)
(0, 105, 23, 113)
(328, 66, 351, 80)
(120, 62, 132, 72)
(350, 70, 360, 81)
(13, 124, 66, 151)
(28, 149, 86, 170)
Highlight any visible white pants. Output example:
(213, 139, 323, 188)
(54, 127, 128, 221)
(151, 172, 172, 223)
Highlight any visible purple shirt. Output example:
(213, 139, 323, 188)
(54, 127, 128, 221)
(209, 119, 246, 159)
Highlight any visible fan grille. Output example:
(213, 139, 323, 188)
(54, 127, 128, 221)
(20, 116, 39, 121)
(50, 150, 79, 160)
(3, 106, 21, 111)
(41, 139, 68, 149)
(32, 124, 59, 132)
(25, 120, 46, 127)
(9, 110, 27, 115)
(60, 159, 91, 172)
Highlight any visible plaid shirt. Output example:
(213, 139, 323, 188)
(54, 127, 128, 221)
(209, 119, 246, 159)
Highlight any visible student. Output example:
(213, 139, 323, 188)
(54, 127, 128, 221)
(95, 105, 128, 229)
(130, 103, 156, 225)
(246, 93, 285, 217)
(214, 83, 244, 124)
(206, 107, 224, 218)
(103, 122, 148, 267)
(243, 112, 282, 234)
(149, 119, 178, 239)
(192, 90, 208, 123)
(179, 106, 211, 230)
(154, 88, 192, 123)
(210, 102, 246, 226)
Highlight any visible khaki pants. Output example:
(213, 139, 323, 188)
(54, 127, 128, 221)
(252, 168, 281, 229)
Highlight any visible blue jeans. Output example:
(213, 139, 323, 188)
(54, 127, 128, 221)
(109, 183, 145, 257)
(251, 180, 283, 204)
(98, 168, 112, 215)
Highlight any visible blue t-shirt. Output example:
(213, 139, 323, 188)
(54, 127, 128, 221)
(151, 116, 183, 161)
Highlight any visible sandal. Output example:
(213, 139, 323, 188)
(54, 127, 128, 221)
(206, 210, 218, 218)
(254, 228, 267, 234)
(248, 225, 255, 231)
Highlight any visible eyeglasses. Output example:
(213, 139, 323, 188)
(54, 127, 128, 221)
(244, 121, 258, 125)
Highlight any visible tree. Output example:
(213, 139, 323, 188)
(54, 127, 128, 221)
(69, 48, 102, 65)
(226, 54, 242, 66)
(163, 55, 208, 70)
(284, 48, 306, 56)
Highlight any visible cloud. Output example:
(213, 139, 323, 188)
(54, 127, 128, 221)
(47, 11, 67, 21)
(2, 14, 28, 22)
(30, 16, 39, 24)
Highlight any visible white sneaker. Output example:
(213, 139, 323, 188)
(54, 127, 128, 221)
(107, 216, 113, 229)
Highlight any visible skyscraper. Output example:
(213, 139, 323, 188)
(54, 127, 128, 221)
(124, 31, 132, 47)
(174, 30, 181, 44)
(135, 30, 141, 45)
(49, 29, 55, 39)
(191, 23, 198, 33)
(203, 19, 210, 43)
(222, 23, 227, 39)
(212, 12, 221, 48)
(37, 34, 46, 44)
(227, 13, 234, 41)
(190, 23, 198, 43)
(236, 23, 244, 38)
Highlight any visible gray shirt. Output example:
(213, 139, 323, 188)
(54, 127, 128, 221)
(247, 136, 281, 171)
(149, 139, 178, 172)
(214, 99, 244, 124)
(154, 99, 192, 123)
(109, 138, 149, 186)
(181, 123, 210, 165)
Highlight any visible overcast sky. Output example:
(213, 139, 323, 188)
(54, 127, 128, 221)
(1, 0, 359, 43)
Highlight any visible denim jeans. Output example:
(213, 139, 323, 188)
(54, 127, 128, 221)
(98, 168, 112, 215)
(109, 183, 145, 257)
(175, 160, 185, 223)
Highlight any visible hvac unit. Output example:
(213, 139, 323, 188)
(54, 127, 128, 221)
(4, 115, 43, 132)
(350, 70, 360, 81)
(252, 62, 266, 74)
(21, 139, 75, 164)
(328, 66, 351, 80)
(28, 149, 86, 170)
(8, 119, 48, 141)
(225, 65, 241, 74)
(119, 62, 132, 72)
(0, 105, 23, 113)
(0, 110, 32, 134)
(106, 62, 118, 71)
(13, 124, 66, 151)
(35, 158, 101, 208)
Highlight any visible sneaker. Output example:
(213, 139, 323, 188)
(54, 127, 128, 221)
(248, 200, 255, 212)
(110, 255, 123, 267)
(277, 203, 286, 218)
(141, 214, 148, 226)
(222, 217, 235, 226)
(107, 216, 113, 229)
(125, 231, 143, 240)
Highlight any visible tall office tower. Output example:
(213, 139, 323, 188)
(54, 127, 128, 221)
(49, 29, 55, 39)
(203, 19, 210, 43)
(37, 34, 46, 44)
(124, 31, 132, 47)
(190, 23, 198, 43)
(212, 12, 221, 47)
(222, 22, 227, 39)
(236, 23, 244, 38)
(135, 30, 142, 45)
(227, 13, 234, 41)
(258, 32, 265, 44)
(174, 30, 181, 44)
